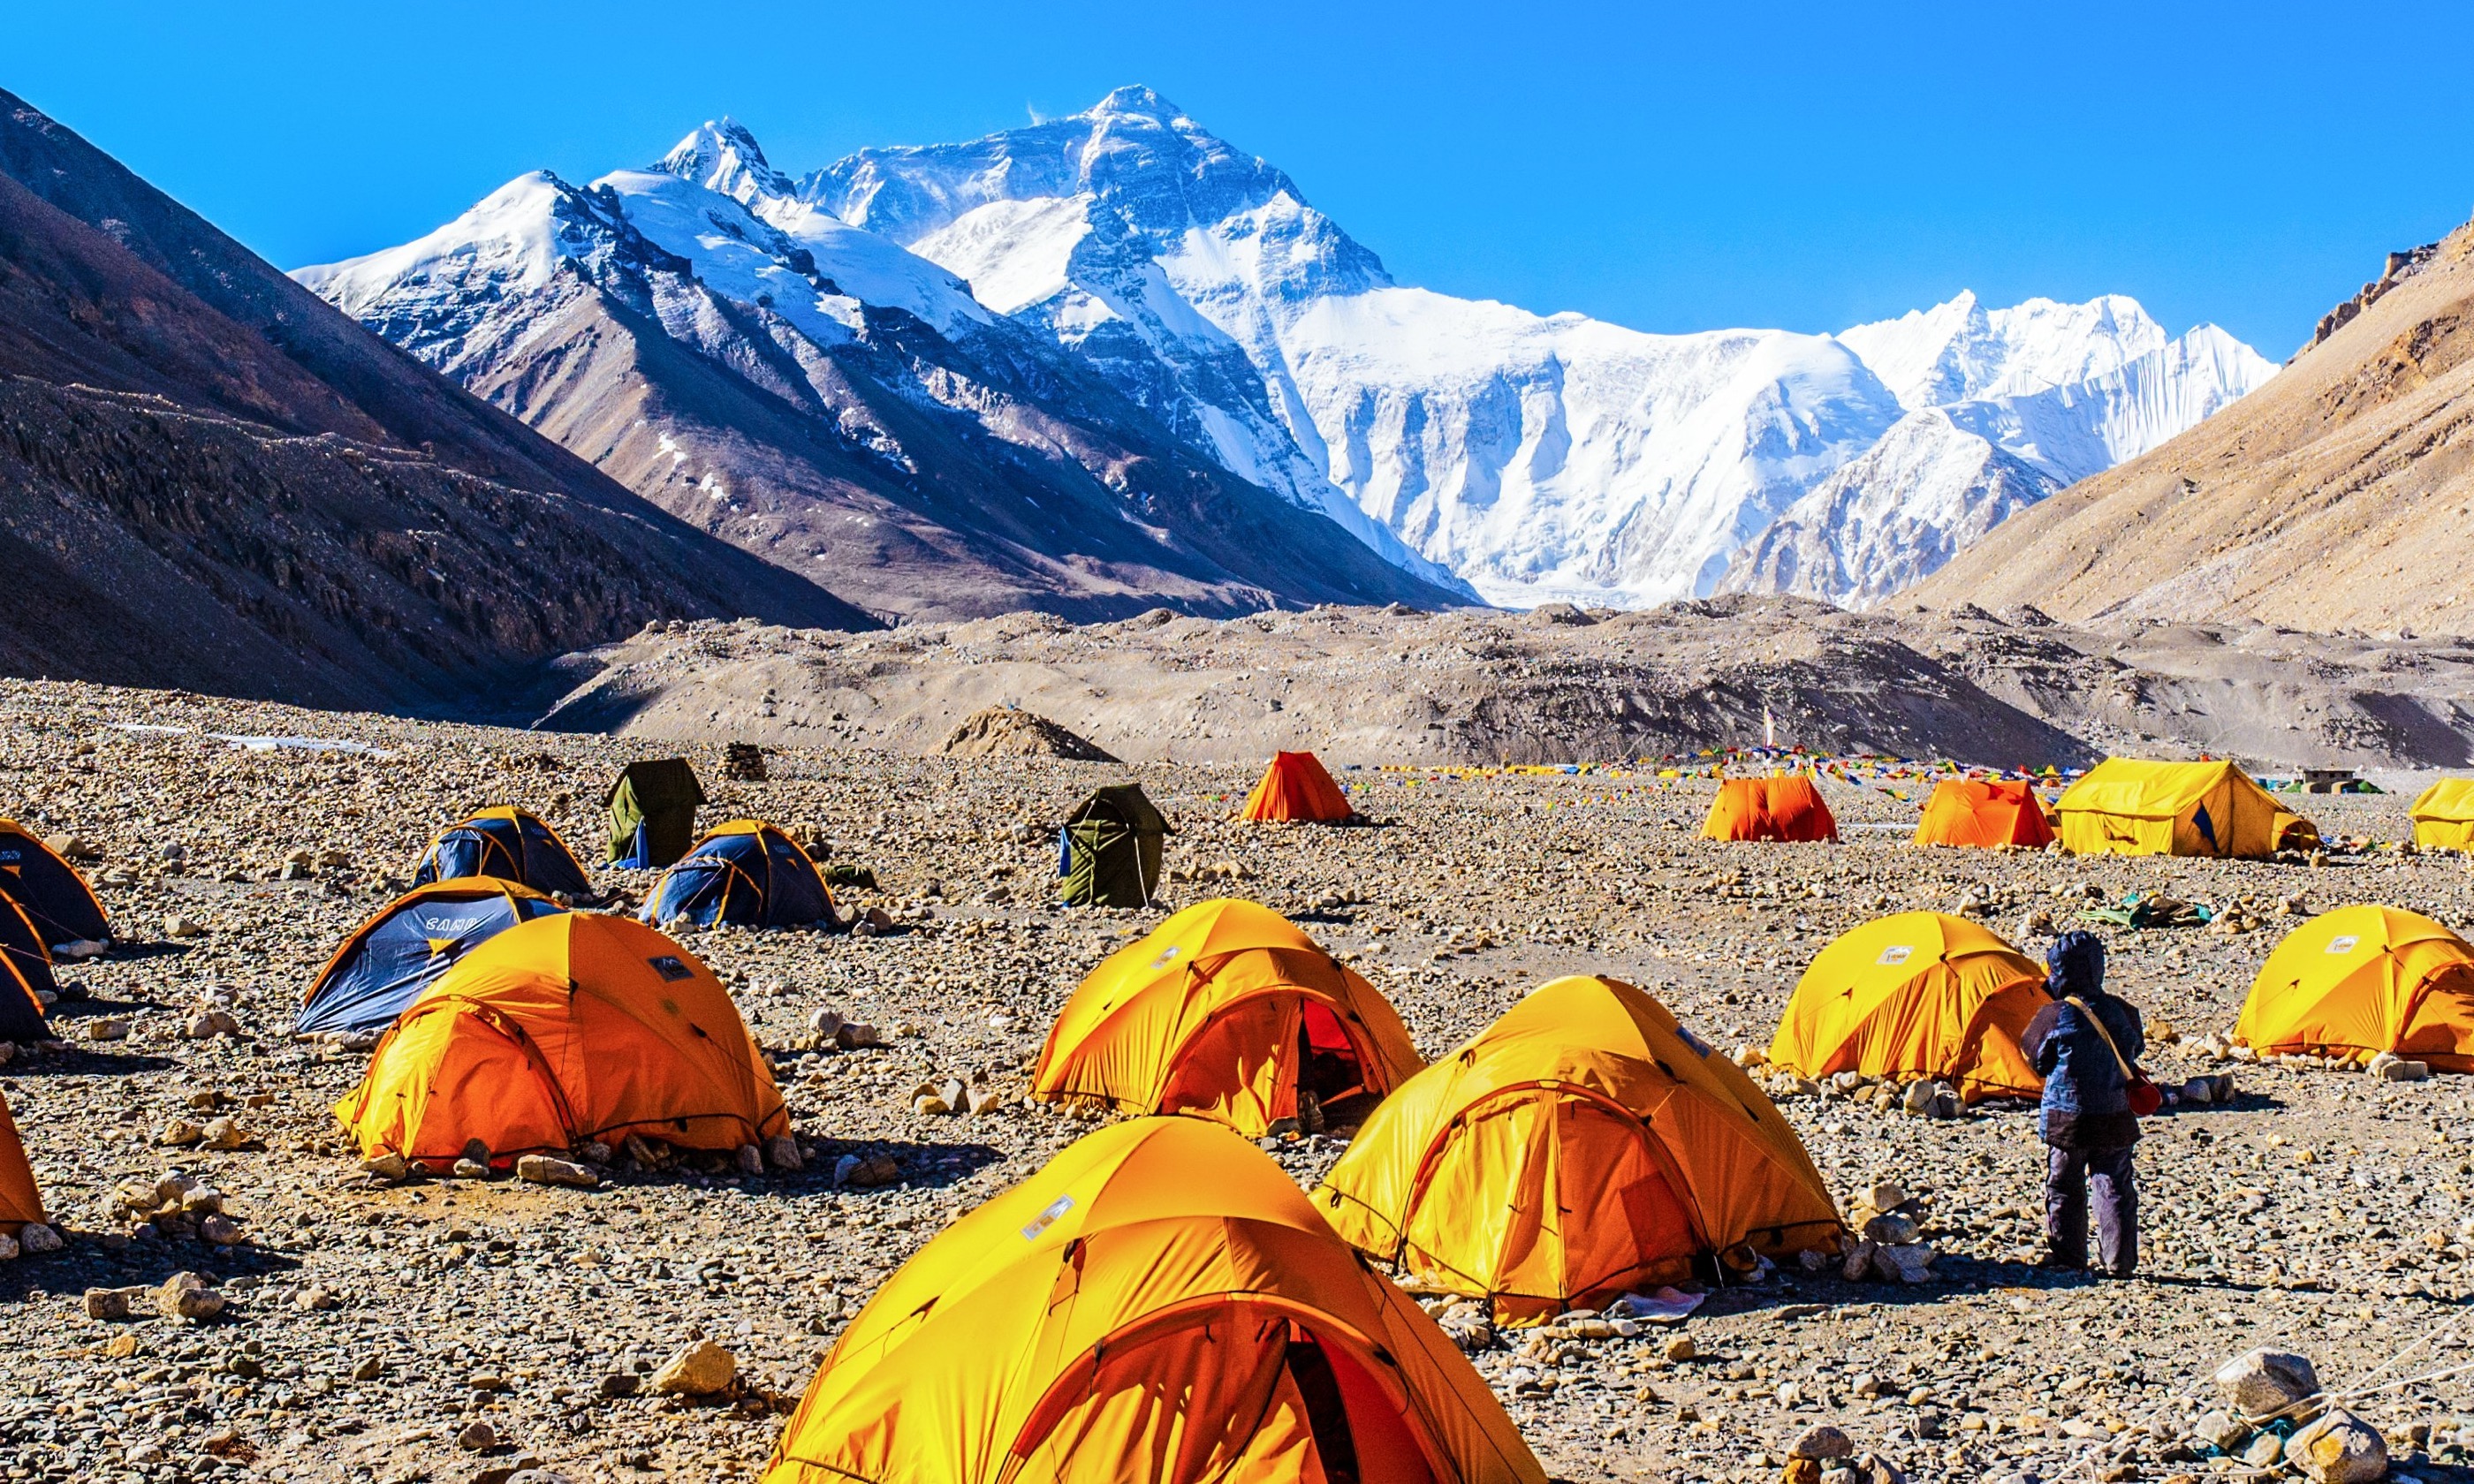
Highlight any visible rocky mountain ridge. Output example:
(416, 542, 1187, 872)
(1912, 215, 2474, 635)
(0, 88, 867, 710)
(296, 124, 1472, 625)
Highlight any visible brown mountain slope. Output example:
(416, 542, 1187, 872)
(1911, 218, 2474, 632)
(0, 90, 869, 711)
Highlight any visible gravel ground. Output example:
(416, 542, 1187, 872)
(4, 676, 2474, 1484)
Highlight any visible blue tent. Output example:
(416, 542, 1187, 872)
(296, 879, 567, 1034)
(0, 821, 109, 947)
(0, 895, 53, 1042)
(641, 821, 837, 929)
(412, 806, 594, 897)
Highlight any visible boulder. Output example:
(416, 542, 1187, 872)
(650, 1339, 736, 1397)
(2213, 1347, 2320, 1417)
(1789, 1424, 1856, 1459)
(2283, 1407, 2387, 1483)
(156, 1272, 225, 1323)
(515, 1155, 600, 1189)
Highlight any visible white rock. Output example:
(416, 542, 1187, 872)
(2213, 1347, 2320, 1417)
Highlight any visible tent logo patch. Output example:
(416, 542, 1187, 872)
(1150, 945, 1183, 970)
(2326, 935, 2361, 955)
(1021, 1194, 1074, 1241)
(648, 956, 696, 982)
(1876, 945, 1914, 965)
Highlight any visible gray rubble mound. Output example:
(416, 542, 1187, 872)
(938, 707, 1118, 763)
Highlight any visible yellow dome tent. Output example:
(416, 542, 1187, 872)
(0, 1089, 46, 1239)
(336, 913, 786, 1170)
(2053, 758, 2315, 858)
(2410, 780, 2474, 850)
(1767, 912, 2046, 1102)
(1031, 899, 1423, 1135)
(2235, 905, 2474, 1069)
(1314, 976, 1841, 1322)
(763, 1117, 1545, 1484)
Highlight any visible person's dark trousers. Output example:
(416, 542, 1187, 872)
(2045, 1144, 2137, 1275)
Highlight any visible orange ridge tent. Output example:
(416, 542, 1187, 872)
(1240, 751, 1358, 823)
(1914, 778, 2054, 849)
(763, 1117, 1547, 1484)
(336, 913, 786, 1170)
(1701, 775, 1837, 843)
(1031, 899, 1423, 1135)
(1315, 976, 1841, 1322)
(2236, 905, 2474, 1070)
(1767, 912, 2046, 1101)
(0, 1088, 47, 1238)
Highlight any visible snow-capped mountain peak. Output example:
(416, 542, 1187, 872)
(1834, 290, 2174, 411)
(301, 85, 2279, 617)
(657, 117, 795, 204)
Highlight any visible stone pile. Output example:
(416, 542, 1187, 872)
(2191, 1348, 2388, 1483)
(1824, 1180, 1940, 1285)
(104, 1170, 249, 1246)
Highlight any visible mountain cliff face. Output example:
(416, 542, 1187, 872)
(298, 122, 1473, 624)
(807, 88, 2276, 608)
(1911, 217, 2474, 634)
(0, 89, 868, 711)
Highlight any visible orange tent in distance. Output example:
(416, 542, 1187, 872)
(1702, 775, 1837, 843)
(1238, 751, 1358, 823)
(1914, 778, 2054, 849)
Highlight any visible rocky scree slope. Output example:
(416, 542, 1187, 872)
(535, 598, 2474, 769)
(1912, 216, 2474, 634)
(0, 88, 868, 710)
(809, 88, 2273, 609)
(296, 126, 1471, 625)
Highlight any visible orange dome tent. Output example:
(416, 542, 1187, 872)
(2236, 905, 2474, 1070)
(1239, 751, 1358, 823)
(1316, 976, 1841, 1322)
(763, 1117, 1546, 1484)
(0, 1089, 46, 1239)
(1768, 912, 2046, 1101)
(336, 913, 786, 1170)
(1701, 775, 1837, 843)
(1031, 898, 1423, 1135)
(1914, 778, 2055, 849)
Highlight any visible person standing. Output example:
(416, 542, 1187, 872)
(2020, 930, 2145, 1276)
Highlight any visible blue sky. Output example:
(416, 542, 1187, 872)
(15, 1, 2471, 353)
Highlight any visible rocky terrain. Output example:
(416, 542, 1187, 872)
(534, 597, 2474, 772)
(1913, 216, 2474, 636)
(0, 90, 867, 713)
(7, 677, 2474, 1483)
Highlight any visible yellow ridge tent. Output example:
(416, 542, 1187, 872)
(2053, 759, 2314, 859)
(2410, 780, 2474, 851)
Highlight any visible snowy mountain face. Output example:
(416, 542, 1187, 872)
(293, 120, 1475, 622)
(793, 87, 2277, 609)
(300, 88, 2276, 617)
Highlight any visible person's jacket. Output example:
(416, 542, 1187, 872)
(2021, 990, 2144, 1148)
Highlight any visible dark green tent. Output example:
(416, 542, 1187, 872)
(605, 759, 707, 868)
(1058, 784, 1171, 908)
